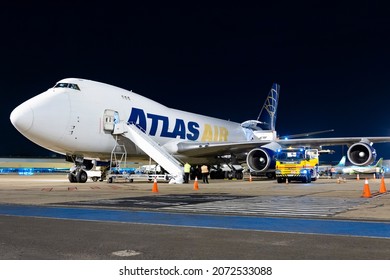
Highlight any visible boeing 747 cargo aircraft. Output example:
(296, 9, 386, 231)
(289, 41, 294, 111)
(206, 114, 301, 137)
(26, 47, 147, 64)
(10, 78, 390, 183)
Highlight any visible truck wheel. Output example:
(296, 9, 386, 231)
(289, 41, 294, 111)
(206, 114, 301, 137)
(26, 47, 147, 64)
(277, 178, 284, 183)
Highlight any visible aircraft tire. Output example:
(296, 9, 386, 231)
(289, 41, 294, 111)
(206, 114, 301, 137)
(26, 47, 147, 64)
(68, 173, 77, 183)
(76, 170, 88, 183)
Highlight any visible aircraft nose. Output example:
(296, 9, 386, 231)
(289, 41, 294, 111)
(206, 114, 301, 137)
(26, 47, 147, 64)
(10, 102, 34, 133)
(10, 91, 71, 148)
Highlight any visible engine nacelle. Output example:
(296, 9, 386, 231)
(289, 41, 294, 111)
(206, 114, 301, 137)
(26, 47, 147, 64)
(347, 142, 377, 166)
(246, 148, 275, 172)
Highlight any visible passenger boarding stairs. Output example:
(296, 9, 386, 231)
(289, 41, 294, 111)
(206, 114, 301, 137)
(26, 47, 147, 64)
(113, 121, 184, 184)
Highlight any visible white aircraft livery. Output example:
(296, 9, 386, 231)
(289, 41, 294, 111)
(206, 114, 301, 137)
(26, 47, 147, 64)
(10, 78, 390, 183)
(333, 156, 384, 175)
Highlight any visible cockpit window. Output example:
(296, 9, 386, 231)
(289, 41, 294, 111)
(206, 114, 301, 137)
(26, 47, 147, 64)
(54, 83, 80, 91)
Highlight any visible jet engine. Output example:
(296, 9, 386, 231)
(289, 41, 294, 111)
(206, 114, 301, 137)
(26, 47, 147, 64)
(246, 148, 275, 172)
(347, 142, 377, 166)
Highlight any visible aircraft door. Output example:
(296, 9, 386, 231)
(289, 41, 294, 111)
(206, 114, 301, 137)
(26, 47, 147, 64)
(103, 109, 119, 132)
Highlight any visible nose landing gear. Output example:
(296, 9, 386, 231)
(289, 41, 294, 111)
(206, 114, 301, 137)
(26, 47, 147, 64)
(66, 155, 92, 183)
(68, 168, 88, 183)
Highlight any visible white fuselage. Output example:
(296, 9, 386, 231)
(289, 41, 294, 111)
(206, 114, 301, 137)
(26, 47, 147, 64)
(339, 166, 381, 174)
(10, 78, 248, 163)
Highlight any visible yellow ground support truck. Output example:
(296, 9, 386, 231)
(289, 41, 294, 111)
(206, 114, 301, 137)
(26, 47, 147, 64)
(275, 148, 319, 183)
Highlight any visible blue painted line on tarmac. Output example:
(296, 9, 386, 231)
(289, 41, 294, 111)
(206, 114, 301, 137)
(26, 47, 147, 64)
(0, 204, 390, 239)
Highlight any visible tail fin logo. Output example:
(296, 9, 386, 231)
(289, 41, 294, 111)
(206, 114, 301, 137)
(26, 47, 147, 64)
(375, 158, 383, 167)
(257, 83, 280, 131)
(336, 156, 346, 167)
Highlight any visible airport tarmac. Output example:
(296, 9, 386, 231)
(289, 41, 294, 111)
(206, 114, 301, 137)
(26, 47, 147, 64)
(1, 174, 390, 259)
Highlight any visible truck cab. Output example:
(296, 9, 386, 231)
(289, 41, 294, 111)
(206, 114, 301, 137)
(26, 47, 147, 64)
(275, 148, 319, 183)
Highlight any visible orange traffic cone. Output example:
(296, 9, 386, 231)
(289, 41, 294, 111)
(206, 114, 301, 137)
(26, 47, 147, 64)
(361, 178, 372, 198)
(249, 174, 252, 182)
(379, 177, 387, 193)
(356, 174, 360, 181)
(193, 176, 199, 191)
(152, 177, 159, 193)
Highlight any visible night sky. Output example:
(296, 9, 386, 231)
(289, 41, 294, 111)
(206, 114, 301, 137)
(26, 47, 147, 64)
(2, 1, 390, 160)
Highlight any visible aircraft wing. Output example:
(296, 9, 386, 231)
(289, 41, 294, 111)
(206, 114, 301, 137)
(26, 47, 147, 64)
(176, 140, 272, 156)
(175, 136, 390, 157)
(276, 136, 390, 147)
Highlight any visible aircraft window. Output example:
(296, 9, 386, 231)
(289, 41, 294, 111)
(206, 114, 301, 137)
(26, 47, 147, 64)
(54, 83, 68, 88)
(69, 84, 80, 90)
(54, 83, 80, 91)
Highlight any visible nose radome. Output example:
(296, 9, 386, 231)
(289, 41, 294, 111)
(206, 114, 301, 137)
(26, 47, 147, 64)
(10, 103, 34, 133)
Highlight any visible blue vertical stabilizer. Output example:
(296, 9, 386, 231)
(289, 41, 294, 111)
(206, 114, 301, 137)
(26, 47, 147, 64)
(257, 83, 280, 130)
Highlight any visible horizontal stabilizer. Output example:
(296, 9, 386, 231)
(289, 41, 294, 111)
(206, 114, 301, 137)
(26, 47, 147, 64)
(241, 120, 268, 131)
